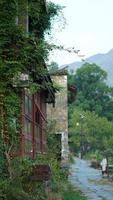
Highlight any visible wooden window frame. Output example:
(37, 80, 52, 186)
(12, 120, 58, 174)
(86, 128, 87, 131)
(20, 90, 47, 158)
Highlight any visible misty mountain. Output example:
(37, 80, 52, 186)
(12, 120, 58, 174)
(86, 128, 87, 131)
(66, 49, 113, 86)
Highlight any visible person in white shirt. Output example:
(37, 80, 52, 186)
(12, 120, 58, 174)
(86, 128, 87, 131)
(100, 157, 108, 177)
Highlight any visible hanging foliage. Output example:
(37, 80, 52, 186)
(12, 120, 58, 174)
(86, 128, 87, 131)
(0, 0, 63, 199)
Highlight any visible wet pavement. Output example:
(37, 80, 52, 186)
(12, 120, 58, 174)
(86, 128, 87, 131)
(69, 158, 113, 200)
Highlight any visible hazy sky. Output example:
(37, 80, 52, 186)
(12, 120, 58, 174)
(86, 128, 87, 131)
(47, 0, 113, 66)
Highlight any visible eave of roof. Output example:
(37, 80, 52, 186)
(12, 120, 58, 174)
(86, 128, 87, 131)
(49, 66, 68, 76)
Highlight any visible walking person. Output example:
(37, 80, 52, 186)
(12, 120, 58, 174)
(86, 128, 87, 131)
(100, 157, 108, 177)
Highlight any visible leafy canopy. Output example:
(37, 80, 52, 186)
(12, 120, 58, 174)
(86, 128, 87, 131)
(69, 108, 113, 154)
(68, 63, 113, 120)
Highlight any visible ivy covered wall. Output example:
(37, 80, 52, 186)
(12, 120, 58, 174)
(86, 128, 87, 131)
(0, 1, 62, 199)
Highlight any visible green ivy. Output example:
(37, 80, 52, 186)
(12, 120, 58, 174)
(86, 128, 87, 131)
(0, 0, 62, 199)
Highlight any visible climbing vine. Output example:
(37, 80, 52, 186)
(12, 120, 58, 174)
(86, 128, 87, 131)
(0, 0, 63, 199)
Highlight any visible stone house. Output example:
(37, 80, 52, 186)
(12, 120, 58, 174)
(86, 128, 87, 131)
(47, 68, 69, 162)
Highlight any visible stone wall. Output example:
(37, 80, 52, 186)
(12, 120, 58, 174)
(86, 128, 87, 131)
(47, 75, 69, 161)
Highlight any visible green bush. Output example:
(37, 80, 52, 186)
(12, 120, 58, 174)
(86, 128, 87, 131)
(62, 184, 87, 200)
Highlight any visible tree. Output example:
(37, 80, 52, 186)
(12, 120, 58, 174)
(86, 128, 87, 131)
(68, 63, 113, 120)
(47, 61, 59, 73)
(69, 108, 113, 154)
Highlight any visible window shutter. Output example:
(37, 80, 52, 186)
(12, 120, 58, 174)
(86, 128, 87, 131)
(18, 0, 29, 32)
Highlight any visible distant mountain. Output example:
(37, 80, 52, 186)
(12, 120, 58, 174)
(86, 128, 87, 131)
(64, 49, 113, 86)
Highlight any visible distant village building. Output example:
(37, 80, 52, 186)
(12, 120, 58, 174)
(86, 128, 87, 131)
(47, 68, 69, 162)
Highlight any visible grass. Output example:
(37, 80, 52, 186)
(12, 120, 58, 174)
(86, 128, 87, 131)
(62, 191, 86, 200)
(62, 184, 87, 200)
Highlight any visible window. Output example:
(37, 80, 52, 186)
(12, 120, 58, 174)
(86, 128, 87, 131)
(24, 95, 32, 116)
(22, 92, 47, 157)
(35, 110, 40, 124)
(17, 1, 29, 33)
(35, 125, 40, 152)
(24, 118, 31, 136)
(36, 93, 40, 107)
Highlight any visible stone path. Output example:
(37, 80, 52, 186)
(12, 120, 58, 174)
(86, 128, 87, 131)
(69, 158, 113, 200)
